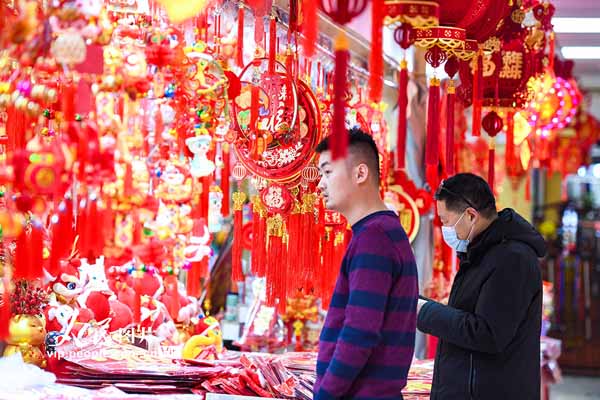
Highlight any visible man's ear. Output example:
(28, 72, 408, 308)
(355, 163, 369, 184)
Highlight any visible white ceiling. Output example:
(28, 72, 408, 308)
(553, 0, 600, 88)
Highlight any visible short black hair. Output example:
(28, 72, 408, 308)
(435, 173, 497, 219)
(315, 128, 380, 182)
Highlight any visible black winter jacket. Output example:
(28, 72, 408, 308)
(417, 209, 546, 400)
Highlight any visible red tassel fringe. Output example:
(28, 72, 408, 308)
(426, 78, 441, 166)
(331, 34, 349, 160)
(446, 84, 456, 175)
(0, 279, 10, 340)
(368, 0, 384, 103)
(302, 0, 318, 57)
(488, 145, 495, 192)
(231, 205, 244, 287)
(396, 62, 409, 170)
(472, 53, 483, 137)
(237, 5, 245, 68)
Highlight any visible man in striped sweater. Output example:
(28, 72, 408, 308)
(314, 128, 418, 400)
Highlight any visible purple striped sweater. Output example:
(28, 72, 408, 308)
(314, 210, 418, 400)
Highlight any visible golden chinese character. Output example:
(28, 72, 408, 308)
(499, 51, 523, 80)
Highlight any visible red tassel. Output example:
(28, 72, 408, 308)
(187, 263, 199, 298)
(268, 16, 277, 74)
(231, 192, 246, 289)
(14, 229, 31, 280)
(30, 223, 44, 279)
(237, 5, 245, 67)
(446, 82, 456, 175)
(133, 275, 142, 324)
(505, 111, 515, 166)
(426, 78, 441, 166)
(302, 0, 318, 57)
(396, 61, 409, 171)
(0, 280, 10, 340)
(472, 51, 483, 137)
(286, 210, 301, 297)
(369, 0, 384, 103)
(61, 81, 77, 122)
(488, 144, 495, 192)
(332, 33, 349, 160)
(266, 216, 283, 307)
(6, 106, 28, 152)
(221, 144, 231, 217)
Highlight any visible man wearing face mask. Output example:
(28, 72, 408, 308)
(417, 173, 546, 400)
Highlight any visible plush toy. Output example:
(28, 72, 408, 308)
(186, 135, 215, 178)
(49, 262, 84, 306)
(181, 316, 223, 360)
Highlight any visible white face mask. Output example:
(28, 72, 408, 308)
(441, 211, 474, 253)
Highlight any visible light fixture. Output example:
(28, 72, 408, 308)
(561, 46, 600, 60)
(553, 18, 600, 33)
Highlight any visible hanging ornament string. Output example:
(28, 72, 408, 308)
(319, 0, 368, 159)
(393, 22, 413, 172)
(331, 32, 350, 159)
(369, 0, 384, 103)
(231, 192, 246, 289)
(236, 4, 245, 68)
(472, 48, 484, 137)
(444, 56, 459, 176)
(396, 59, 409, 172)
(302, 0, 318, 57)
(482, 111, 503, 191)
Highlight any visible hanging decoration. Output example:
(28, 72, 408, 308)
(383, 0, 439, 172)
(318, 0, 368, 160)
(414, 25, 466, 187)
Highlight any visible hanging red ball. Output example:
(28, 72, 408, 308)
(394, 24, 413, 50)
(482, 111, 503, 138)
(444, 56, 460, 79)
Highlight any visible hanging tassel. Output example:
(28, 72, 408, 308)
(266, 215, 283, 307)
(276, 225, 287, 316)
(369, 0, 384, 103)
(488, 139, 496, 191)
(426, 77, 441, 166)
(302, 0, 318, 57)
(286, 206, 301, 297)
(268, 15, 277, 74)
(187, 262, 199, 298)
(0, 278, 10, 340)
(236, 4, 245, 67)
(231, 192, 246, 289)
(6, 106, 28, 152)
(61, 81, 77, 123)
(221, 144, 230, 217)
(29, 222, 44, 280)
(250, 203, 259, 276)
(133, 273, 142, 324)
(396, 60, 409, 171)
(446, 80, 456, 175)
(482, 111, 503, 191)
(332, 32, 349, 160)
(285, 47, 294, 77)
(472, 50, 483, 137)
(505, 111, 515, 166)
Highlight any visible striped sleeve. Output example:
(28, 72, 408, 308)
(315, 226, 396, 399)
